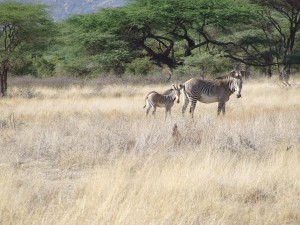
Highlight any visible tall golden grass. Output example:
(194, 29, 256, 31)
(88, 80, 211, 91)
(0, 76, 300, 225)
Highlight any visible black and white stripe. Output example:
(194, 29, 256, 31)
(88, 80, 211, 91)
(180, 71, 243, 118)
(143, 85, 182, 120)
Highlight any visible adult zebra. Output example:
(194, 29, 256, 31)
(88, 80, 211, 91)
(180, 70, 243, 118)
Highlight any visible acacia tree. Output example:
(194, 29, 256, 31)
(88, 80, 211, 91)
(129, 0, 299, 82)
(251, 0, 300, 82)
(196, 0, 300, 82)
(61, 0, 257, 76)
(61, 0, 299, 81)
(121, 0, 257, 69)
(63, 0, 256, 74)
(0, 2, 54, 96)
(59, 10, 136, 75)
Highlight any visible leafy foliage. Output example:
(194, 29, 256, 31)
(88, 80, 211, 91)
(56, 0, 262, 76)
(1, 0, 300, 83)
(0, 2, 55, 94)
(125, 58, 152, 75)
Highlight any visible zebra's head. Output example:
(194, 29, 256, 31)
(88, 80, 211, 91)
(172, 84, 181, 104)
(230, 70, 243, 98)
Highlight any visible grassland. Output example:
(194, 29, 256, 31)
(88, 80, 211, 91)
(0, 75, 300, 225)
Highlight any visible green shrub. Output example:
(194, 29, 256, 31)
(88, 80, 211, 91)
(125, 58, 152, 76)
(179, 52, 232, 77)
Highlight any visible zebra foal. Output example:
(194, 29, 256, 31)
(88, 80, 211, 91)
(180, 70, 243, 118)
(143, 84, 182, 120)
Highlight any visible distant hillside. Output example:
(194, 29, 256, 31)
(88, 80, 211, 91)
(0, 0, 125, 20)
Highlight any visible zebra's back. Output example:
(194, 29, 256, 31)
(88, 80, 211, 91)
(183, 78, 222, 102)
(147, 92, 173, 108)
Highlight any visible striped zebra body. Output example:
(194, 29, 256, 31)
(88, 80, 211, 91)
(143, 85, 182, 120)
(180, 71, 243, 118)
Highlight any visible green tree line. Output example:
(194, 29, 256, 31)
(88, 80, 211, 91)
(1, 0, 300, 95)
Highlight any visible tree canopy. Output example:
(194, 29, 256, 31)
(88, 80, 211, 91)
(0, 2, 55, 95)
(58, 0, 262, 75)
(1, 0, 300, 90)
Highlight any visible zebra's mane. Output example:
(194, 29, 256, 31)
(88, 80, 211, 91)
(215, 75, 233, 80)
(162, 88, 174, 95)
(215, 69, 242, 80)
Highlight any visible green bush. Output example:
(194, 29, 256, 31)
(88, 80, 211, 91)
(33, 57, 56, 77)
(181, 52, 232, 77)
(125, 58, 152, 76)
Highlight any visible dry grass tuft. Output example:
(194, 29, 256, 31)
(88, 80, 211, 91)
(0, 76, 300, 225)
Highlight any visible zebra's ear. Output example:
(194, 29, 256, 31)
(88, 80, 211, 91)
(172, 84, 178, 90)
(230, 70, 242, 78)
(230, 70, 236, 77)
(236, 70, 242, 77)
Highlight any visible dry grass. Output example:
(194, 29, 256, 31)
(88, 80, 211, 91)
(0, 76, 300, 225)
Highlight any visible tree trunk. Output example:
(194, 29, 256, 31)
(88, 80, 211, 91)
(0, 72, 4, 97)
(280, 64, 291, 85)
(244, 65, 251, 78)
(266, 65, 272, 77)
(1, 60, 9, 96)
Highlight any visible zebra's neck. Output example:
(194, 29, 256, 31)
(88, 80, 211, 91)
(166, 92, 176, 102)
(228, 79, 236, 94)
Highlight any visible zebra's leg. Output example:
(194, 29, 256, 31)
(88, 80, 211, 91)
(165, 108, 171, 121)
(146, 105, 151, 116)
(145, 100, 151, 116)
(152, 106, 157, 117)
(222, 103, 226, 115)
(189, 99, 197, 118)
(165, 108, 168, 121)
(182, 93, 189, 116)
(217, 102, 225, 116)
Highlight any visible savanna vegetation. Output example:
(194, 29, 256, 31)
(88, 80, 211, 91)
(1, 0, 300, 224)
(0, 76, 300, 224)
